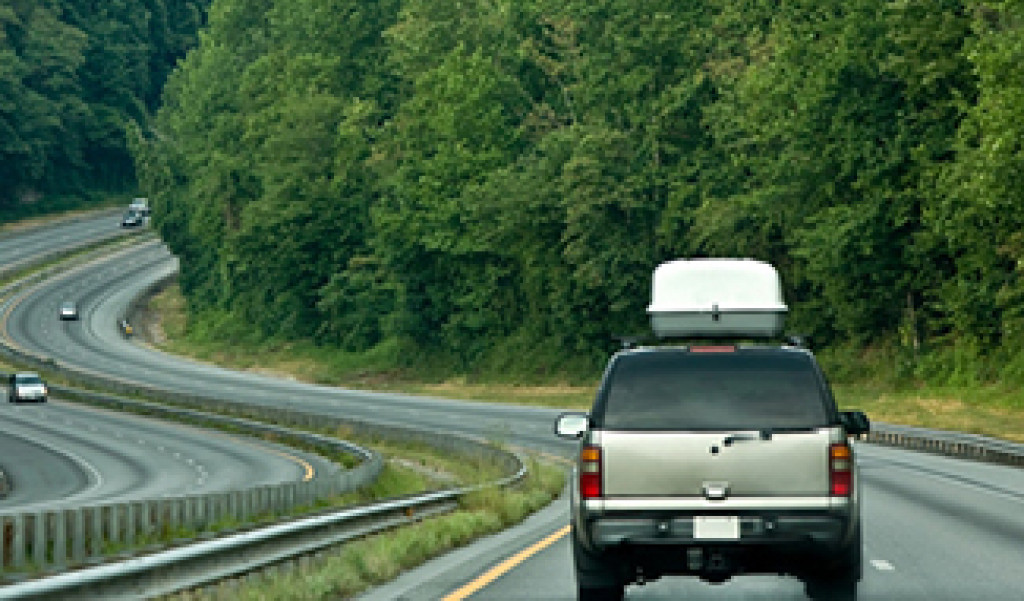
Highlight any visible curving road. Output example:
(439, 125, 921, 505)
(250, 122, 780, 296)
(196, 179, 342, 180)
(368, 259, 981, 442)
(4, 236, 1024, 600)
(0, 217, 338, 513)
(0, 209, 130, 277)
(0, 399, 333, 514)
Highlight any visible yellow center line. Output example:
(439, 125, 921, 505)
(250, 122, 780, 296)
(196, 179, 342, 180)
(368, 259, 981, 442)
(441, 525, 571, 601)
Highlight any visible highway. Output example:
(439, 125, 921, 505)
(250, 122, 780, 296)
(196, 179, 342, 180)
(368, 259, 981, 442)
(0, 209, 129, 277)
(4, 229, 1024, 599)
(0, 218, 340, 514)
(0, 400, 333, 513)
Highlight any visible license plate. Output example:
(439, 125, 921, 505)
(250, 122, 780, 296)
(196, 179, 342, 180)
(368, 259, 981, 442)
(694, 516, 739, 539)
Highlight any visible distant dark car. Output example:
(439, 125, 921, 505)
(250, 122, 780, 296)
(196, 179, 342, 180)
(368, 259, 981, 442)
(121, 210, 143, 227)
(59, 301, 79, 320)
(8, 372, 47, 403)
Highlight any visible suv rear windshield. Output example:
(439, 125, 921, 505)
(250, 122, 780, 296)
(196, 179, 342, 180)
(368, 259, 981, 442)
(597, 349, 830, 430)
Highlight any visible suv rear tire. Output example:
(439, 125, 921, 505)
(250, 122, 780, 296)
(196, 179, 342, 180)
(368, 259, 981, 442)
(578, 585, 625, 601)
(804, 524, 862, 600)
(572, 529, 625, 600)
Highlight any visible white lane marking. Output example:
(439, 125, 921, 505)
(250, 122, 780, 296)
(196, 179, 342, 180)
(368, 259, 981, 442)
(0, 427, 106, 496)
(871, 559, 895, 571)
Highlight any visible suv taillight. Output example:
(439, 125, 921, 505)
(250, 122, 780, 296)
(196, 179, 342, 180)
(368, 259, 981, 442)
(829, 443, 852, 496)
(579, 445, 602, 499)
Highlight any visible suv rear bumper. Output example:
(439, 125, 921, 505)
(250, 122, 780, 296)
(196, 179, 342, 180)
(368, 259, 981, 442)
(579, 511, 857, 580)
(589, 513, 848, 548)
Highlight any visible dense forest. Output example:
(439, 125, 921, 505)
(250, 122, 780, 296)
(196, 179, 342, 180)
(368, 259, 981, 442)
(132, 0, 1024, 383)
(0, 0, 208, 215)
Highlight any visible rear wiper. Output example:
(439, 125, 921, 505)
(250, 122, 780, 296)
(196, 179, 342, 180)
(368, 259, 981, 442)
(723, 426, 818, 446)
(722, 432, 767, 446)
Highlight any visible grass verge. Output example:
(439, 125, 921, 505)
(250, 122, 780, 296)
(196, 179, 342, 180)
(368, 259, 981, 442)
(144, 284, 1024, 443)
(163, 457, 566, 601)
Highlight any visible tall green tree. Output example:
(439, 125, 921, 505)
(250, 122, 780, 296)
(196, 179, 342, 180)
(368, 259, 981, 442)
(931, 0, 1024, 379)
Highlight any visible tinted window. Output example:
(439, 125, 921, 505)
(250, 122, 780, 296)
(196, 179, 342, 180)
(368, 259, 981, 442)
(599, 350, 829, 430)
(15, 375, 42, 386)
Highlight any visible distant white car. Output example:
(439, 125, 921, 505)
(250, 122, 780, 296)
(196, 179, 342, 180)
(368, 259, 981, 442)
(128, 197, 150, 216)
(8, 372, 47, 403)
(59, 301, 79, 320)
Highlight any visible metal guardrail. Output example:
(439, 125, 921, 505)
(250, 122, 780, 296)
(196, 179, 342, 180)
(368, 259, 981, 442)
(868, 422, 1024, 467)
(0, 386, 524, 599)
(0, 381, 384, 577)
(0, 480, 528, 600)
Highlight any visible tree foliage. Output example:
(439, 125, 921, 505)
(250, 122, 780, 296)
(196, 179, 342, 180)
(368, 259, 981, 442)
(0, 0, 209, 214)
(137, 0, 1024, 382)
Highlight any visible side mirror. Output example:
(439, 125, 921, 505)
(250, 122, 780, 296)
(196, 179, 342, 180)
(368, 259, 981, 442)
(555, 412, 590, 439)
(840, 411, 870, 437)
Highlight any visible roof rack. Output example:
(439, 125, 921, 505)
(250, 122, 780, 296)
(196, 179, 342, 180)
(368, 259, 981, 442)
(611, 333, 811, 350)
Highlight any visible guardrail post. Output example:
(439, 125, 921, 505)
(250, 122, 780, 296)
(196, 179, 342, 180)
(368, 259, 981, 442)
(125, 503, 136, 549)
(258, 486, 269, 515)
(269, 486, 280, 514)
(90, 506, 103, 559)
(32, 512, 47, 568)
(213, 493, 224, 526)
(183, 496, 195, 531)
(53, 510, 68, 568)
(0, 515, 6, 569)
(71, 508, 85, 564)
(286, 483, 296, 511)
(12, 514, 26, 569)
(198, 496, 209, 531)
(169, 498, 181, 534)
(108, 504, 121, 551)
(241, 490, 252, 522)
(142, 501, 155, 541)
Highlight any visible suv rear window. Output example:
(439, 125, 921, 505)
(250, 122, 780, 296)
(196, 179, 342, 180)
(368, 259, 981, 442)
(597, 349, 830, 430)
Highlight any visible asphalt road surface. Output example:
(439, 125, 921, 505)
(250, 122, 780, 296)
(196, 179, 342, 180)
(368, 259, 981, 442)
(0, 399, 333, 513)
(0, 220, 339, 513)
(0, 209, 130, 277)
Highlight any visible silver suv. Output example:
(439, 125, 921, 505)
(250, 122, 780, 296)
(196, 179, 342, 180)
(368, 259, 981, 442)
(556, 343, 870, 600)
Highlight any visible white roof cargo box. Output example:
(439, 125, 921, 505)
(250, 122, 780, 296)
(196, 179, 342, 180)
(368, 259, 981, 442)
(647, 258, 787, 338)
